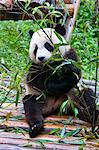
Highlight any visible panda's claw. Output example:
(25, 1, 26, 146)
(29, 122, 43, 138)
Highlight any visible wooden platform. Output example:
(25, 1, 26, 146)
(0, 0, 80, 40)
(0, 1, 99, 149)
(0, 0, 76, 20)
(0, 103, 99, 150)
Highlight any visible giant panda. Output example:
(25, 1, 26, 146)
(23, 25, 98, 137)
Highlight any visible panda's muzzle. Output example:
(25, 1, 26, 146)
(38, 56, 45, 61)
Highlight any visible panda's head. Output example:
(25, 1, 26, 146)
(29, 25, 71, 64)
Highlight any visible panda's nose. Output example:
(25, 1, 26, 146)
(38, 57, 45, 61)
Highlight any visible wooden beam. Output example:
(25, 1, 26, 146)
(56, 0, 72, 4)
(0, 132, 98, 150)
(64, 0, 80, 40)
(0, 4, 74, 20)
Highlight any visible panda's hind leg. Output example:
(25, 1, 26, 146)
(77, 88, 98, 124)
(23, 95, 43, 138)
(69, 87, 98, 125)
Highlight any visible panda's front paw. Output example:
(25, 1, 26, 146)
(29, 121, 43, 138)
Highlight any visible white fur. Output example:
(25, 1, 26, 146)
(25, 84, 41, 95)
(29, 28, 71, 63)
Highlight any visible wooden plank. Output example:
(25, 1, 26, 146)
(0, 120, 28, 129)
(56, 0, 72, 4)
(0, 132, 28, 139)
(0, 133, 81, 150)
(0, 138, 81, 150)
(0, 119, 91, 138)
(0, 145, 33, 150)
(46, 115, 90, 126)
(0, 10, 31, 20)
(0, 132, 98, 150)
(65, 0, 80, 40)
(0, 109, 24, 117)
(64, 0, 72, 4)
(0, 120, 83, 130)
(0, 131, 83, 142)
(0, 144, 97, 150)
(0, 105, 98, 150)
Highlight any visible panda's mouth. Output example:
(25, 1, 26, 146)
(36, 58, 54, 65)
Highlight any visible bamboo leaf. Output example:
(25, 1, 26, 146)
(64, 128, 82, 137)
(59, 139, 84, 145)
(48, 128, 60, 135)
(6, 112, 12, 121)
(74, 108, 78, 117)
(54, 31, 64, 42)
(15, 90, 20, 107)
(60, 125, 66, 138)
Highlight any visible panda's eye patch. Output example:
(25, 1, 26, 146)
(44, 42, 54, 52)
(34, 45, 38, 56)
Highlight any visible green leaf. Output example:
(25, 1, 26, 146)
(22, 142, 32, 148)
(15, 90, 20, 107)
(64, 128, 82, 137)
(48, 128, 60, 135)
(59, 139, 84, 145)
(6, 112, 12, 121)
(59, 100, 68, 115)
(74, 108, 78, 117)
(60, 125, 66, 138)
(11, 115, 24, 121)
(37, 139, 54, 143)
(54, 31, 64, 42)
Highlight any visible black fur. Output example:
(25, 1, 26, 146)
(26, 62, 81, 96)
(55, 24, 66, 36)
(29, 30, 34, 38)
(44, 42, 54, 52)
(23, 95, 43, 137)
(64, 48, 78, 62)
(23, 60, 98, 137)
(23, 61, 81, 137)
(34, 45, 38, 56)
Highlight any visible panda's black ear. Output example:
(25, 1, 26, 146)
(28, 30, 34, 38)
(55, 24, 66, 36)
(46, 23, 54, 28)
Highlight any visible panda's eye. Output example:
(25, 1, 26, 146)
(34, 45, 38, 56)
(44, 42, 54, 52)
